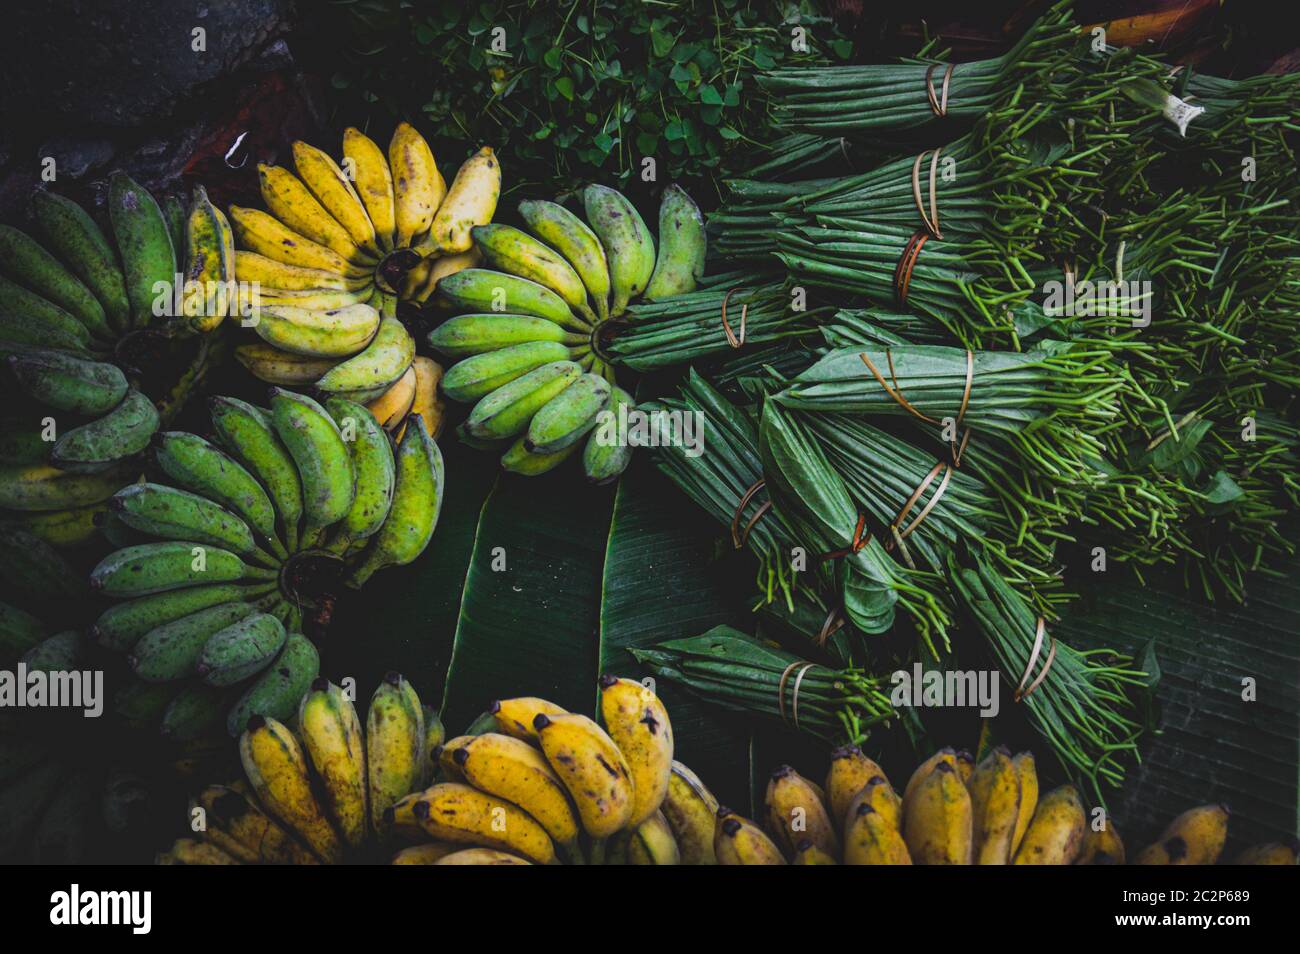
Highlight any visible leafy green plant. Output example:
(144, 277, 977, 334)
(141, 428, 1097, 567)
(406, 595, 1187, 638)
(322, 0, 851, 196)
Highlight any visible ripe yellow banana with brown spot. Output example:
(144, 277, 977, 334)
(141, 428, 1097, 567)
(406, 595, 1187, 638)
(491, 696, 566, 743)
(901, 747, 956, 818)
(714, 807, 786, 865)
(229, 206, 370, 278)
(366, 672, 425, 836)
(365, 363, 417, 429)
(235, 343, 339, 386)
(252, 302, 380, 358)
(1077, 819, 1126, 864)
(342, 127, 396, 251)
(397, 356, 444, 440)
(846, 775, 902, 833)
(411, 782, 555, 864)
(418, 147, 500, 256)
(234, 250, 368, 292)
(1013, 784, 1085, 865)
(598, 674, 673, 828)
(1010, 750, 1038, 856)
(1135, 804, 1228, 865)
(388, 122, 444, 249)
(844, 801, 912, 865)
(954, 749, 975, 786)
(825, 744, 889, 831)
(792, 840, 839, 865)
(293, 140, 381, 257)
(765, 764, 838, 860)
(258, 164, 369, 264)
(434, 848, 532, 865)
(391, 842, 457, 864)
(191, 783, 319, 865)
(405, 247, 482, 303)
(239, 715, 342, 863)
(902, 761, 972, 865)
(627, 810, 680, 865)
(533, 711, 633, 844)
(297, 678, 368, 848)
(1232, 842, 1298, 865)
(967, 746, 1021, 865)
(660, 760, 718, 865)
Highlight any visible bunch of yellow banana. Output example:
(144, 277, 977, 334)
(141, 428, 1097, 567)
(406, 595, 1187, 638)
(1, 180, 230, 545)
(427, 183, 705, 479)
(229, 124, 500, 432)
(89, 387, 444, 738)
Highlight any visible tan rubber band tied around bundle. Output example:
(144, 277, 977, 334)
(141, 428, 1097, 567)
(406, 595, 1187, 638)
(817, 511, 870, 564)
(911, 147, 944, 239)
(887, 459, 954, 555)
(893, 230, 929, 306)
(817, 606, 845, 648)
(858, 347, 974, 466)
(925, 63, 955, 117)
(730, 479, 771, 550)
(721, 287, 748, 349)
(778, 661, 818, 730)
(1014, 617, 1057, 702)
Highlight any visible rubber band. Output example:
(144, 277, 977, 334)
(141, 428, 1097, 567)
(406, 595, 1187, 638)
(858, 347, 973, 467)
(816, 607, 845, 647)
(1014, 617, 1058, 702)
(911, 147, 943, 239)
(790, 663, 815, 730)
(721, 287, 748, 348)
(729, 479, 770, 550)
(892, 229, 929, 306)
(888, 460, 953, 548)
(925, 63, 955, 117)
(777, 662, 799, 723)
(817, 512, 870, 564)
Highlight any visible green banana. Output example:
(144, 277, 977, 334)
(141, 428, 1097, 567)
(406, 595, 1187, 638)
(465, 360, 582, 441)
(0, 274, 96, 348)
(346, 415, 443, 588)
(20, 630, 82, 672)
(162, 194, 188, 261)
(0, 524, 89, 601)
(108, 172, 176, 328)
(471, 224, 595, 324)
(269, 389, 356, 534)
(0, 225, 112, 338)
(208, 396, 304, 550)
(89, 541, 267, 598)
(110, 482, 261, 558)
(0, 462, 129, 511)
(518, 199, 612, 322)
(29, 190, 131, 330)
(197, 613, 287, 687)
(315, 317, 414, 400)
(226, 633, 319, 736)
(583, 185, 654, 317)
(501, 435, 581, 476)
(582, 385, 635, 484)
(440, 340, 574, 403)
(0, 423, 48, 466)
(7, 350, 127, 416)
(325, 398, 395, 546)
(153, 430, 286, 558)
(526, 372, 611, 454)
(0, 600, 47, 661)
(50, 389, 158, 472)
(129, 601, 258, 682)
(0, 310, 92, 355)
(92, 582, 276, 652)
(427, 313, 582, 358)
(160, 683, 231, 742)
(252, 302, 381, 358)
(437, 269, 587, 331)
(643, 184, 706, 300)
(113, 680, 178, 727)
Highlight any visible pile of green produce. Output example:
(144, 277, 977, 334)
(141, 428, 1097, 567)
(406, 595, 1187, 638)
(89, 390, 444, 738)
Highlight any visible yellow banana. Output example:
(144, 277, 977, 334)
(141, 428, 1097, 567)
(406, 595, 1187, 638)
(598, 674, 673, 828)
(533, 712, 634, 842)
(236, 343, 340, 385)
(391, 842, 458, 864)
(398, 355, 445, 440)
(714, 807, 786, 865)
(365, 363, 417, 429)
(967, 746, 1021, 865)
(258, 164, 368, 264)
(252, 302, 380, 358)
(954, 749, 975, 786)
(366, 672, 425, 836)
(902, 761, 972, 865)
(192, 783, 320, 865)
(411, 782, 555, 864)
(435, 735, 475, 782)
(627, 810, 681, 865)
(388, 122, 445, 248)
(1077, 819, 1126, 864)
(229, 206, 370, 277)
(1232, 842, 1298, 865)
(901, 747, 956, 819)
(846, 775, 902, 833)
(792, 841, 840, 865)
(660, 760, 718, 865)
(1135, 804, 1229, 865)
(409, 247, 482, 303)
(297, 679, 368, 848)
(451, 732, 582, 858)
(844, 801, 912, 865)
(239, 715, 342, 862)
(342, 127, 396, 251)
(1010, 750, 1038, 856)
(293, 140, 381, 257)
(383, 789, 432, 841)
(157, 837, 240, 865)
(765, 764, 838, 860)
(825, 744, 889, 831)
(247, 286, 372, 311)
(234, 249, 367, 291)
(491, 696, 567, 743)
(434, 848, 532, 865)
(1013, 784, 1086, 865)
(418, 147, 500, 256)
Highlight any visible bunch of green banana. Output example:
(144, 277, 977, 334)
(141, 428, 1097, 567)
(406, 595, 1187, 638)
(427, 182, 707, 480)
(1, 180, 231, 542)
(89, 387, 445, 737)
(230, 124, 500, 427)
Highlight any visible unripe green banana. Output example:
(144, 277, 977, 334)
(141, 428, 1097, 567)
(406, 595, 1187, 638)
(346, 415, 443, 588)
(129, 601, 258, 682)
(20, 630, 82, 672)
(269, 389, 356, 534)
(108, 172, 176, 328)
(465, 360, 582, 441)
(471, 224, 596, 324)
(208, 397, 304, 549)
(315, 317, 414, 401)
(0, 225, 112, 339)
(427, 313, 582, 358)
(153, 430, 285, 558)
(252, 302, 381, 358)
(438, 269, 588, 331)
(643, 184, 706, 300)
(325, 398, 395, 548)
(226, 633, 319, 736)
(92, 582, 276, 652)
(90, 541, 266, 598)
(161, 684, 232, 741)
(526, 372, 611, 454)
(198, 612, 287, 687)
(162, 194, 188, 261)
(112, 681, 175, 726)
(7, 350, 127, 416)
(0, 275, 96, 348)
(29, 190, 131, 330)
(110, 482, 260, 557)
(500, 435, 581, 476)
(518, 199, 612, 322)
(0, 423, 48, 466)
(0, 311, 92, 356)
(50, 389, 159, 472)
(582, 385, 635, 484)
(0, 462, 130, 512)
(583, 185, 654, 317)
(440, 340, 574, 403)
(0, 600, 47, 661)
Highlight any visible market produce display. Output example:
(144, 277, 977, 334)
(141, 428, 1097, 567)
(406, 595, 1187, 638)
(88, 390, 444, 738)
(0, 179, 230, 549)
(230, 123, 497, 432)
